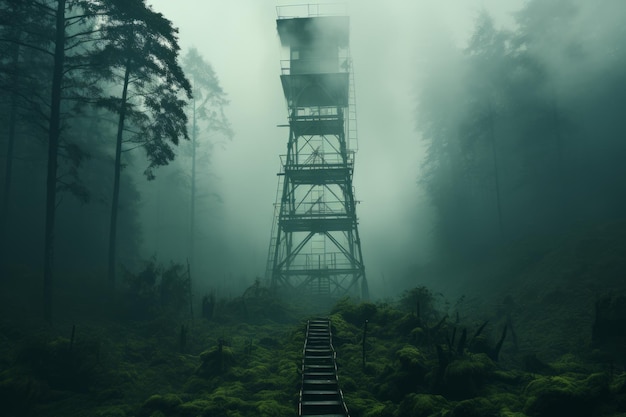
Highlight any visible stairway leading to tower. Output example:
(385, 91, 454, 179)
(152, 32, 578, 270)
(299, 318, 350, 417)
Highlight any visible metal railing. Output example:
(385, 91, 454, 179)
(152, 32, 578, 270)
(280, 152, 354, 166)
(277, 3, 347, 19)
(280, 50, 351, 76)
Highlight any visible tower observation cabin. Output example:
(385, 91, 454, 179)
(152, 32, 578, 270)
(267, 6, 368, 300)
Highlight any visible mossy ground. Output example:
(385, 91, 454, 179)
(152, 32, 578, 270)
(0, 308, 305, 417)
(1, 222, 626, 416)
(0, 294, 625, 417)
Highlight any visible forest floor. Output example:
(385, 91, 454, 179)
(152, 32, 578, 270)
(1, 220, 626, 417)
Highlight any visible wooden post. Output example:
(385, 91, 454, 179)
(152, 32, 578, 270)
(186, 258, 194, 320)
(362, 319, 368, 370)
(69, 324, 76, 352)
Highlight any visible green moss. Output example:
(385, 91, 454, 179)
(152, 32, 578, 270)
(373, 302, 406, 329)
(197, 345, 235, 377)
(139, 393, 182, 416)
(178, 399, 211, 416)
(492, 369, 526, 385)
(610, 372, 626, 394)
(0, 373, 50, 413)
(523, 373, 609, 417)
(397, 393, 449, 417)
(331, 297, 377, 326)
(254, 389, 289, 402)
(346, 395, 389, 417)
(240, 363, 282, 391)
(397, 345, 427, 372)
(6, 273, 625, 417)
(256, 399, 293, 417)
(200, 383, 253, 416)
(485, 393, 525, 414)
(14, 335, 102, 392)
(339, 374, 358, 392)
(442, 353, 495, 399)
(410, 326, 427, 344)
(182, 375, 214, 394)
(329, 313, 357, 343)
(363, 403, 385, 417)
(363, 401, 397, 417)
(276, 357, 299, 386)
(391, 313, 422, 336)
(450, 397, 498, 417)
(549, 353, 591, 374)
(210, 381, 248, 400)
(499, 411, 528, 417)
(93, 405, 131, 417)
(373, 344, 431, 399)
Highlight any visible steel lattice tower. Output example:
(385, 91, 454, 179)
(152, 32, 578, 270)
(266, 8, 368, 299)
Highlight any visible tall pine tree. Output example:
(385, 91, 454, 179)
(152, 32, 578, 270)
(92, 0, 191, 286)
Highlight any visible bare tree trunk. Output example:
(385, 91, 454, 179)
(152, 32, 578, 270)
(0, 40, 20, 276)
(189, 92, 197, 266)
(488, 103, 504, 238)
(551, 89, 567, 228)
(43, 0, 66, 323)
(107, 62, 131, 287)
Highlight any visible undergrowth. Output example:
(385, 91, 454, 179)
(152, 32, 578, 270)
(1, 278, 625, 417)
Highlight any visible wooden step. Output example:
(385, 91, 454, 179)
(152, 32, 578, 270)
(299, 318, 348, 416)
(305, 348, 333, 356)
(303, 363, 335, 370)
(301, 400, 344, 415)
(301, 391, 341, 401)
(303, 372, 336, 380)
(301, 413, 346, 417)
(307, 334, 330, 339)
(303, 379, 337, 387)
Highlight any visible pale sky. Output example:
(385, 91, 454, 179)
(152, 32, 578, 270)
(145, 0, 524, 296)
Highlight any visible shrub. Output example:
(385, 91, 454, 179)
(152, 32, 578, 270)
(121, 259, 190, 320)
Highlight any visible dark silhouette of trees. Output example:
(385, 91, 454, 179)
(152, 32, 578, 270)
(462, 12, 512, 239)
(416, 1, 626, 258)
(0, 0, 58, 275)
(7, 0, 107, 322)
(181, 47, 232, 266)
(91, 0, 192, 287)
(0, 0, 192, 322)
(0, 1, 25, 275)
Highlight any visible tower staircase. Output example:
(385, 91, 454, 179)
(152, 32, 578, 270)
(299, 318, 350, 417)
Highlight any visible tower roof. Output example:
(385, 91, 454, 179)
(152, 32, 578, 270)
(277, 16, 349, 48)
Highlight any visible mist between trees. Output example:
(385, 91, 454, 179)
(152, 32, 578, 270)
(1, 0, 626, 322)
(0, 0, 231, 323)
(416, 0, 626, 263)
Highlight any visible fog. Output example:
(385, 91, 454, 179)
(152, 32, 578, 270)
(141, 0, 524, 297)
(4, 3, 626, 413)
(3, 0, 624, 306)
